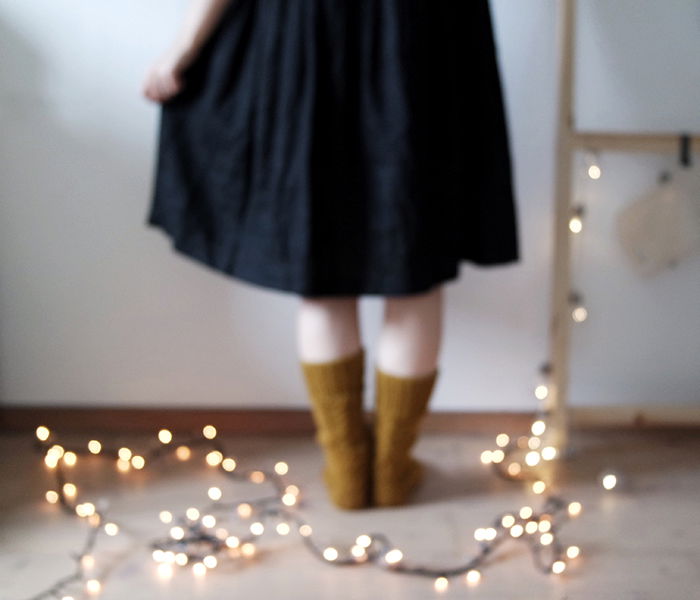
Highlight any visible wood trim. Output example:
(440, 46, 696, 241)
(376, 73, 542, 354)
(1, 406, 698, 435)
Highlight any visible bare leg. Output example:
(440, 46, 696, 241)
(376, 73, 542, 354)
(296, 295, 362, 362)
(376, 284, 444, 377)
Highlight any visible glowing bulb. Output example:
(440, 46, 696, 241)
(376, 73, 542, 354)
(356, 534, 372, 548)
(44, 455, 59, 469)
(495, 433, 510, 447)
(175, 553, 188, 566)
(602, 474, 617, 490)
(525, 451, 541, 466)
(434, 577, 449, 592)
(201, 515, 216, 528)
(241, 543, 256, 557)
(186, 508, 200, 521)
(237, 503, 253, 518)
(208, 487, 222, 501)
(215, 528, 228, 540)
(81, 554, 95, 569)
(534, 384, 549, 400)
(226, 536, 240, 548)
(519, 506, 533, 519)
(250, 521, 264, 535)
(249, 470, 266, 483)
(351, 545, 366, 559)
(192, 562, 206, 577)
(531, 420, 546, 436)
(528, 437, 541, 449)
(322, 547, 338, 561)
(501, 514, 515, 528)
(63, 451, 77, 466)
(532, 480, 547, 494)
(587, 164, 601, 179)
(484, 527, 497, 540)
(572, 306, 588, 322)
(480, 450, 493, 464)
(63, 483, 77, 497)
(507, 462, 522, 476)
(116, 458, 131, 472)
(491, 449, 505, 463)
(36, 426, 50, 441)
(566, 545, 580, 559)
(510, 524, 524, 537)
(474, 528, 486, 541)
(104, 522, 119, 536)
(538, 519, 552, 533)
(525, 520, 539, 534)
(203, 555, 218, 569)
(202, 425, 217, 439)
(552, 560, 567, 574)
(465, 569, 481, 585)
(118, 447, 132, 461)
(176, 445, 191, 461)
(158, 429, 172, 444)
(170, 526, 185, 540)
(88, 440, 101, 454)
(159, 510, 173, 523)
(282, 493, 297, 506)
(222, 457, 236, 471)
(568, 216, 583, 233)
(276, 522, 290, 535)
(540, 532, 554, 545)
(541, 446, 557, 460)
(568, 501, 582, 516)
(85, 579, 101, 595)
(274, 461, 289, 475)
(205, 451, 223, 466)
(299, 524, 312, 537)
(45, 490, 59, 504)
(131, 455, 145, 469)
(384, 548, 403, 564)
(285, 484, 300, 496)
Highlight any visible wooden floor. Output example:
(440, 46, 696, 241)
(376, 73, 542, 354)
(1, 428, 698, 599)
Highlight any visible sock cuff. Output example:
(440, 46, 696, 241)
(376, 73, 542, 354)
(300, 346, 365, 396)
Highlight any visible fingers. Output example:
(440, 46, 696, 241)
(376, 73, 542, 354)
(142, 69, 183, 104)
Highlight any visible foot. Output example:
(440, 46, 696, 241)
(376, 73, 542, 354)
(373, 455, 425, 507)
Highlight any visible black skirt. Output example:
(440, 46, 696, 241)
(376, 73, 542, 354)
(146, 0, 520, 297)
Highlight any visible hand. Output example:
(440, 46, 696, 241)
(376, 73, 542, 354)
(142, 45, 197, 103)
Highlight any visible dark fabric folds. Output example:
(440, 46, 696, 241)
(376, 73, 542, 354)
(146, 0, 520, 296)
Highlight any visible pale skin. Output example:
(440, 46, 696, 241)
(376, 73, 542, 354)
(142, 0, 444, 377)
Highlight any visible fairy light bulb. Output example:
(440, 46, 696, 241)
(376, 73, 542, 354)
(501, 514, 515, 528)
(495, 433, 509, 447)
(525, 451, 541, 466)
(531, 420, 546, 436)
(434, 576, 449, 592)
(322, 547, 338, 561)
(249, 470, 266, 483)
(45, 490, 59, 504)
(203, 555, 218, 569)
(63, 483, 77, 498)
(104, 522, 119, 536)
(602, 473, 617, 490)
(491, 449, 505, 463)
(525, 520, 539, 534)
(569, 215, 583, 233)
(540, 532, 554, 545)
(157, 563, 173, 579)
(175, 445, 191, 461)
(63, 451, 77, 466)
(276, 522, 290, 535)
(384, 548, 403, 564)
(131, 455, 145, 469)
(480, 450, 493, 464)
(36, 426, 50, 441)
(249, 521, 264, 535)
(81, 554, 95, 569)
(241, 542, 256, 557)
(299, 524, 313, 537)
(538, 519, 552, 533)
(159, 510, 173, 524)
(552, 560, 567, 574)
(85, 579, 101, 595)
(587, 164, 601, 179)
(221, 457, 236, 471)
(532, 480, 546, 494)
(485, 528, 497, 541)
(44, 454, 59, 469)
(356, 534, 372, 548)
(510, 524, 524, 537)
(226, 536, 240, 548)
(88, 440, 101, 454)
(566, 545, 580, 559)
(158, 429, 172, 444)
(116, 458, 131, 472)
(274, 461, 289, 475)
(465, 569, 481, 585)
(534, 384, 549, 400)
(237, 503, 253, 518)
(528, 437, 541, 449)
(201, 515, 216, 528)
(572, 305, 588, 322)
(351, 545, 367, 559)
(186, 508, 200, 521)
(118, 447, 132, 461)
(541, 446, 557, 460)
(170, 526, 185, 540)
(205, 450, 223, 466)
(568, 501, 582, 517)
(507, 462, 521, 476)
(282, 493, 297, 506)
(175, 553, 188, 566)
(208, 486, 222, 501)
(519, 506, 533, 519)
(202, 425, 217, 440)
(192, 562, 206, 577)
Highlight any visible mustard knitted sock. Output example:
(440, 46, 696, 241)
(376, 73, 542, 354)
(372, 365, 439, 507)
(300, 346, 372, 510)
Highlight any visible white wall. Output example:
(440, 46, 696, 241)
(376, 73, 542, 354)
(0, 0, 698, 411)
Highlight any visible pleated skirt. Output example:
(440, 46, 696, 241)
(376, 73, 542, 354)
(146, 0, 520, 297)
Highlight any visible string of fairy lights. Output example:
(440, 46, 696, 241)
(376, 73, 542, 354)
(22, 151, 622, 598)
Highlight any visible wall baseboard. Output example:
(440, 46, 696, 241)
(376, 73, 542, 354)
(1, 404, 698, 434)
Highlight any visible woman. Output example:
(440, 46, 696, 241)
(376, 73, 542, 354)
(142, 0, 520, 510)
